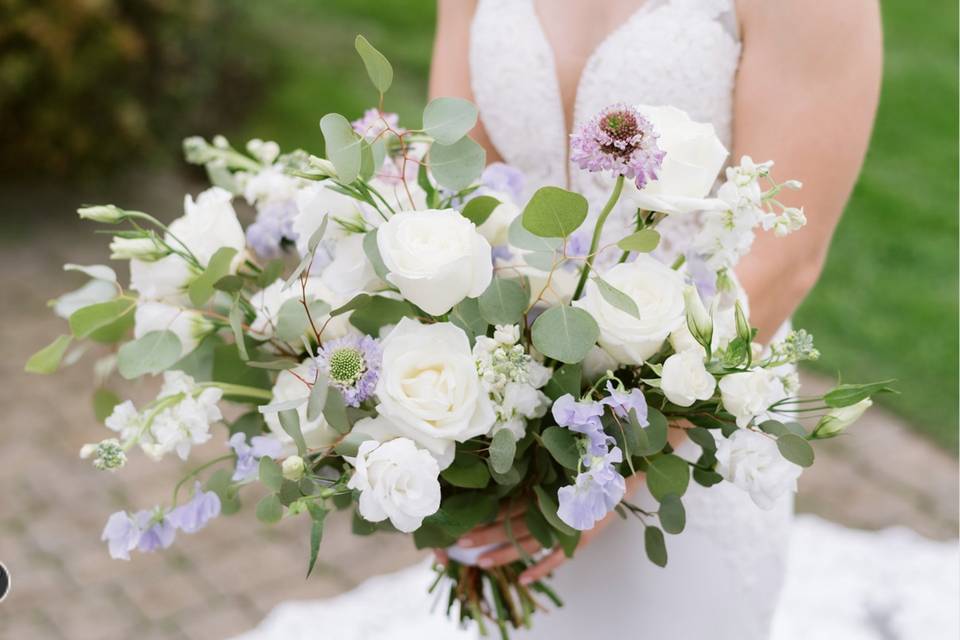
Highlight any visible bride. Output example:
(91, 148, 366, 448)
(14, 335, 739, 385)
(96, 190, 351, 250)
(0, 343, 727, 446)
(428, 0, 880, 637)
(242, 1, 883, 638)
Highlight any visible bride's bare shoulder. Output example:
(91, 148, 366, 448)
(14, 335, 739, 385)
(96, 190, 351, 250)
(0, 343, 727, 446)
(736, 0, 882, 48)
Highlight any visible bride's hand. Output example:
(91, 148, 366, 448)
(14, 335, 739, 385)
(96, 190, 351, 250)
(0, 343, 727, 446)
(434, 473, 646, 585)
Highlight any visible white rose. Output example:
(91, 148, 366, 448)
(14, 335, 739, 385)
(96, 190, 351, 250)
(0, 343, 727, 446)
(377, 209, 493, 315)
(624, 105, 728, 215)
(573, 256, 686, 365)
(320, 234, 382, 297)
(715, 428, 802, 509)
(134, 301, 213, 355)
(375, 318, 495, 462)
(718, 369, 787, 428)
(264, 364, 340, 449)
(130, 255, 197, 303)
(169, 187, 246, 269)
(347, 438, 441, 533)
(293, 183, 368, 254)
(477, 201, 519, 247)
(661, 350, 717, 407)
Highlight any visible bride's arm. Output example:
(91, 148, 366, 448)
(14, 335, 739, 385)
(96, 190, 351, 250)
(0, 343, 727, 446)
(430, 0, 502, 162)
(732, 0, 882, 342)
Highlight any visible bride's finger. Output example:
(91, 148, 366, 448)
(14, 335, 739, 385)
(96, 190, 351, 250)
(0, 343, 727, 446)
(518, 548, 566, 585)
(477, 536, 541, 568)
(460, 515, 530, 547)
(433, 548, 449, 566)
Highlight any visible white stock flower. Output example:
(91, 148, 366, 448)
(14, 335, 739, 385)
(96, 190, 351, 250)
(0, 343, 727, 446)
(130, 254, 196, 303)
(142, 371, 222, 461)
(320, 233, 381, 297)
(264, 364, 341, 450)
(660, 350, 717, 407)
(377, 210, 493, 315)
(134, 302, 213, 355)
(624, 105, 728, 215)
(169, 187, 246, 269)
(374, 319, 495, 463)
(347, 438, 441, 533)
(573, 256, 686, 365)
(242, 166, 300, 206)
(715, 428, 802, 509)
(105, 400, 142, 441)
(718, 369, 787, 428)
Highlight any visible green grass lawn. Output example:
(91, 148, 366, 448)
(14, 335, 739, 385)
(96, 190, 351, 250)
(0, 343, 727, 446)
(230, 0, 958, 451)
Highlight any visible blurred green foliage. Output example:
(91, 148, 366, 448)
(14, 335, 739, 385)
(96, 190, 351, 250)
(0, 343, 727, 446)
(0, 0, 266, 178)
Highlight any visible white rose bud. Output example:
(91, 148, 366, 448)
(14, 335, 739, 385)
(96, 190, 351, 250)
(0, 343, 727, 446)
(812, 398, 872, 439)
(660, 350, 717, 407)
(719, 369, 787, 428)
(77, 205, 127, 223)
(683, 286, 713, 354)
(377, 209, 493, 316)
(573, 256, 686, 365)
(347, 438, 442, 533)
(282, 455, 306, 481)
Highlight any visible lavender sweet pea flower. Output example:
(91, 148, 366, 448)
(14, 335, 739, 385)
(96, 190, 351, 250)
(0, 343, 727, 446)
(552, 394, 612, 457)
(229, 433, 283, 482)
(246, 200, 299, 258)
(601, 381, 649, 425)
(168, 481, 222, 534)
(557, 447, 627, 531)
(101, 511, 141, 560)
(685, 252, 717, 301)
(478, 163, 525, 204)
(134, 510, 176, 553)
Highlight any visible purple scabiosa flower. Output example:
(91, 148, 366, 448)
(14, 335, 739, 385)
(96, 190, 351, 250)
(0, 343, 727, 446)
(315, 334, 382, 407)
(570, 104, 665, 189)
(557, 447, 627, 531)
(247, 200, 299, 258)
(229, 433, 283, 482)
(601, 381, 649, 425)
(134, 510, 176, 553)
(352, 109, 401, 141)
(168, 482, 221, 534)
(101, 511, 141, 560)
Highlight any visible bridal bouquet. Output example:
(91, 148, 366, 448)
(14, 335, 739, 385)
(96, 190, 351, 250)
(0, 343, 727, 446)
(27, 36, 891, 636)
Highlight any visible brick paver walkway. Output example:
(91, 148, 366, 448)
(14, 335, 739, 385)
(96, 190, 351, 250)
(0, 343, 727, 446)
(0, 178, 956, 639)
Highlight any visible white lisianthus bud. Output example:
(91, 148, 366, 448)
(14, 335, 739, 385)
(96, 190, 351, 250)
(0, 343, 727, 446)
(78, 205, 127, 223)
(308, 156, 338, 178)
(80, 444, 97, 459)
(783, 180, 803, 190)
(377, 209, 493, 316)
(683, 286, 713, 354)
(282, 455, 306, 481)
(734, 300, 752, 345)
(812, 398, 872, 439)
(660, 350, 716, 407)
(110, 237, 168, 261)
(347, 438, 442, 532)
(493, 324, 520, 346)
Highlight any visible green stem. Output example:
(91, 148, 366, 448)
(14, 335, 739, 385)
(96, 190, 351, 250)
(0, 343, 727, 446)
(571, 175, 625, 301)
(200, 382, 273, 401)
(171, 454, 234, 506)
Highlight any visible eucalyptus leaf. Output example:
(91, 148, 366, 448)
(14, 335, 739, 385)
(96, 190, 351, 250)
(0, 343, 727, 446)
(423, 97, 479, 145)
(644, 526, 668, 567)
(229, 297, 248, 361)
(259, 457, 283, 492)
(524, 504, 555, 549)
(245, 359, 298, 370)
(633, 407, 669, 456)
(275, 298, 310, 343)
(117, 330, 182, 379)
(543, 363, 582, 401)
(306, 376, 329, 422)
(540, 426, 580, 469)
(362, 230, 389, 280)
(68, 298, 136, 339)
(441, 453, 491, 489)
(429, 136, 485, 191)
(258, 259, 285, 288)
(449, 297, 488, 345)
(213, 275, 243, 293)
(305, 502, 328, 577)
(533, 486, 576, 537)
(617, 229, 661, 253)
(521, 186, 589, 238)
(593, 276, 640, 319)
(824, 380, 896, 408)
(478, 278, 527, 326)
(93, 388, 121, 422)
(323, 387, 351, 434)
(354, 35, 393, 94)
(25, 335, 72, 374)
(658, 494, 686, 534)
(531, 306, 599, 364)
(320, 113, 362, 184)
(645, 454, 690, 501)
(508, 215, 562, 253)
(255, 494, 283, 524)
(461, 195, 500, 227)
(776, 433, 815, 467)
(334, 430, 371, 457)
(489, 429, 517, 474)
(279, 409, 307, 456)
(349, 296, 416, 335)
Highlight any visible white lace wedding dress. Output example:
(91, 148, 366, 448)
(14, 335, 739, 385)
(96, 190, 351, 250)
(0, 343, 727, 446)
(235, 1, 960, 638)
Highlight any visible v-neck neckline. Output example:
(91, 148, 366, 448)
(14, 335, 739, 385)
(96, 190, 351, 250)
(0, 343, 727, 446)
(528, 0, 655, 145)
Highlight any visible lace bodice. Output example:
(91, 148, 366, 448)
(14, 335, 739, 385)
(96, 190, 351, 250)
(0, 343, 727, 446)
(470, 0, 741, 258)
